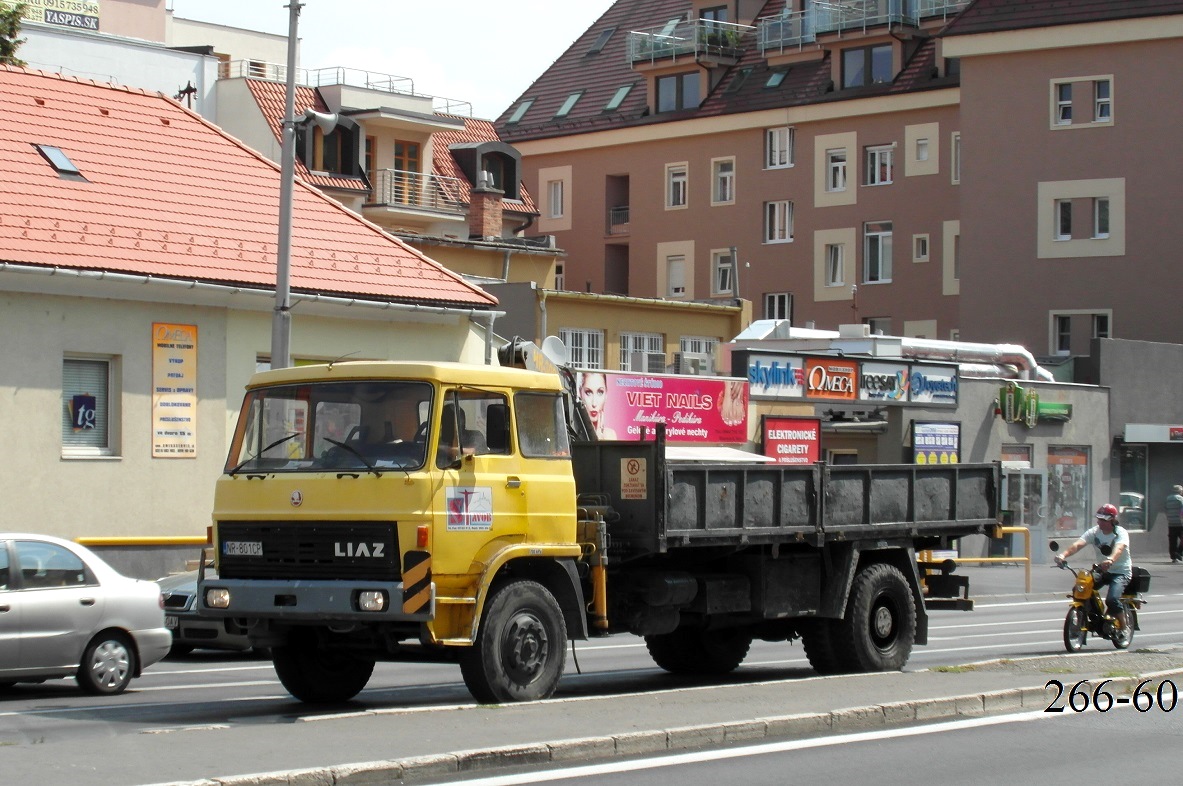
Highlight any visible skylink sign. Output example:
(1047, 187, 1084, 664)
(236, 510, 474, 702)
(735, 351, 957, 407)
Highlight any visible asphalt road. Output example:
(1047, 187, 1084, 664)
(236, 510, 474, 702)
(1, 564, 1181, 785)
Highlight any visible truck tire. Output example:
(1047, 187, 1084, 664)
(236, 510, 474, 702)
(459, 580, 567, 704)
(645, 627, 752, 675)
(799, 620, 850, 675)
(832, 563, 916, 672)
(272, 633, 376, 704)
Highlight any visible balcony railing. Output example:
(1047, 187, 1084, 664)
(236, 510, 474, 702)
(218, 61, 472, 116)
(759, 10, 816, 54)
(367, 169, 465, 214)
(627, 19, 754, 64)
(916, 0, 970, 19)
(812, 0, 918, 36)
(607, 206, 630, 236)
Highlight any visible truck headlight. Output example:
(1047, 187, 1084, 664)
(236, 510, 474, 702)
(356, 590, 387, 612)
(205, 588, 231, 609)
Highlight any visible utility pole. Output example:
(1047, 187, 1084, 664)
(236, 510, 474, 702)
(271, 0, 304, 370)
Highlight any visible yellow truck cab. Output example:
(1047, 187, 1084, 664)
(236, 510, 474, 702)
(203, 361, 586, 702)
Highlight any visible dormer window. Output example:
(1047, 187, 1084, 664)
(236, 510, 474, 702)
(842, 44, 893, 89)
(656, 72, 700, 113)
(296, 117, 364, 178)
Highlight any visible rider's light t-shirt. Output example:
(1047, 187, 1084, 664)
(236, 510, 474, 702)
(1080, 524, 1132, 577)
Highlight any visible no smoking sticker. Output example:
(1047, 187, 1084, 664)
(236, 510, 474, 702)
(621, 457, 647, 500)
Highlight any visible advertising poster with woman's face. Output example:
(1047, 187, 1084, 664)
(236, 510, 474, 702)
(576, 370, 747, 442)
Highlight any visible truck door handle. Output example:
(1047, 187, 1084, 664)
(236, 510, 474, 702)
(506, 476, 522, 489)
(79, 598, 96, 607)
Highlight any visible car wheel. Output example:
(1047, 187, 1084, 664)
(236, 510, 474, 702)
(77, 632, 136, 695)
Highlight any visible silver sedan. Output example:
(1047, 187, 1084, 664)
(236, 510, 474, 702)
(0, 534, 172, 694)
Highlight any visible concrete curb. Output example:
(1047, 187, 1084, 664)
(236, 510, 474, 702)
(145, 669, 1183, 786)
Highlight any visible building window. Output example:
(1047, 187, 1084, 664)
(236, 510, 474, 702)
(826, 149, 847, 192)
(667, 255, 686, 298)
(1094, 197, 1110, 238)
(865, 144, 894, 186)
(62, 356, 114, 456)
(953, 234, 961, 280)
(666, 163, 687, 208)
(680, 336, 718, 357)
(1057, 199, 1074, 239)
(547, 180, 564, 219)
(1054, 315, 1071, 354)
(842, 44, 892, 89)
(764, 292, 791, 320)
(656, 72, 700, 113)
(1094, 314, 1110, 339)
(825, 243, 844, 286)
(916, 138, 929, 162)
(764, 200, 793, 243)
(554, 262, 565, 290)
(555, 91, 583, 118)
(711, 249, 734, 295)
(587, 27, 615, 55)
(712, 158, 735, 204)
(913, 234, 929, 262)
(1055, 82, 1073, 125)
(766, 127, 794, 169)
(506, 98, 534, 124)
(559, 328, 604, 369)
(1095, 79, 1111, 122)
(951, 132, 961, 185)
(766, 70, 787, 88)
(863, 221, 893, 283)
(604, 83, 633, 111)
(619, 332, 664, 370)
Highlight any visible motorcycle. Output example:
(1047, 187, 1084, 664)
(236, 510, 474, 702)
(1049, 541, 1148, 653)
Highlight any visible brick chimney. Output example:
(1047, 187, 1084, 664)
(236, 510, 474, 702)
(470, 182, 504, 241)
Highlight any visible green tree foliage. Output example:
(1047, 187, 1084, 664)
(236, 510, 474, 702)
(1, 2, 28, 67)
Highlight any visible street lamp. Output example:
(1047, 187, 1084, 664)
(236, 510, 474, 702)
(270, 0, 304, 371)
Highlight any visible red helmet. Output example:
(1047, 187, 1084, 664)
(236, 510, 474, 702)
(1096, 503, 1119, 521)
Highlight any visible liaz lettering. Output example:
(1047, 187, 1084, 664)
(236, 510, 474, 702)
(334, 542, 386, 558)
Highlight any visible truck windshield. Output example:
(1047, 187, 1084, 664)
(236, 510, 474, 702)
(226, 380, 434, 474)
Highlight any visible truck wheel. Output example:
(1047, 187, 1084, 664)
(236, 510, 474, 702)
(833, 563, 916, 672)
(459, 580, 567, 704)
(272, 633, 376, 704)
(799, 620, 850, 675)
(646, 627, 752, 675)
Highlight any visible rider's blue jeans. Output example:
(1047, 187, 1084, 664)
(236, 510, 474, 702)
(1094, 571, 1130, 616)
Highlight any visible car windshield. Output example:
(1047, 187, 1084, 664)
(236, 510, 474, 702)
(226, 380, 434, 474)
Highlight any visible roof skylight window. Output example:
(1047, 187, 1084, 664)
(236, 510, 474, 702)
(33, 144, 84, 178)
(555, 92, 583, 118)
(507, 98, 534, 124)
(604, 84, 633, 112)
(766, 70, 788, 88)
(587, 27, 615, 55)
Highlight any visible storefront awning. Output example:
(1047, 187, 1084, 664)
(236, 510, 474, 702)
(1124, 423, 1183, 443)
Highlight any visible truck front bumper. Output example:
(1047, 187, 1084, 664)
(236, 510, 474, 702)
(196, 577, 435, 623)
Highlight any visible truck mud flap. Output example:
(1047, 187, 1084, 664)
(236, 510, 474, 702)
(402, 551, 432, 615)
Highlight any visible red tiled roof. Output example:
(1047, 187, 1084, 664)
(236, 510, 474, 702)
(943, 0, 1183, 36)
(0, 66, 496, 308)
(431, 115, 538, 215)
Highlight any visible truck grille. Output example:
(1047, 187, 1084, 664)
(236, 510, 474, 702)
(217, 521, 399, 582)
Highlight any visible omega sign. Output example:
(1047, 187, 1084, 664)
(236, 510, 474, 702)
(804, 358, 859, 401)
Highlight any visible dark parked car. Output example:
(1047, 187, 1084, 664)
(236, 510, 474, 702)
(156, 569, 256, 656)
(0, 534, 171, 694)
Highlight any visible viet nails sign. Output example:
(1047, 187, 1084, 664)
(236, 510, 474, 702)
(575, 369, 748, 443)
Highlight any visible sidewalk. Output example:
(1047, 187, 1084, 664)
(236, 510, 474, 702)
(128, 646, 1183, 786)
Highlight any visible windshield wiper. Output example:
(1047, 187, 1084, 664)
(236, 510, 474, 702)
(323, 437, 383, 477)
(228, 432, 301, 476)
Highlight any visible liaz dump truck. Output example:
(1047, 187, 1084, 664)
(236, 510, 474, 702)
(198, 356, 998, 704)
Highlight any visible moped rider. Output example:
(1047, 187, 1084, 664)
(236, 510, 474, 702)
(1055, 503, 1133, 616)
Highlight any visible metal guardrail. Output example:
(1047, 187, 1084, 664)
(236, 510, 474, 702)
(626, 19, 754, 64)
(948, 525, 1032, 593)
(367, 169, 466, 213)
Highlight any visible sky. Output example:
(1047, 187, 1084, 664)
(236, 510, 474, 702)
(168, 0, 616, 120)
